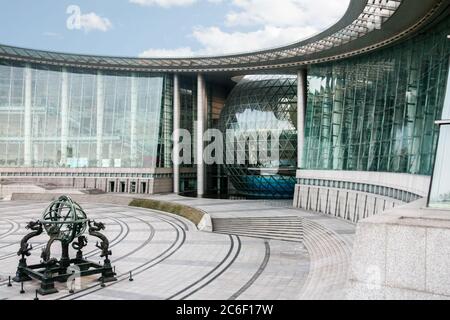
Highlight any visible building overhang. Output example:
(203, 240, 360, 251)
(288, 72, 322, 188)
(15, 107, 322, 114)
(0, 0, 448, 73)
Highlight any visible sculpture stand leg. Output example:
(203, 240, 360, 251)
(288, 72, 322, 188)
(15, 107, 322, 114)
(13, 256, 32, 282)
(100, 257, 117, 283)
(39, 260, 59, 295)
(59, 242, 70, 277)
(38, 277, 58, 295)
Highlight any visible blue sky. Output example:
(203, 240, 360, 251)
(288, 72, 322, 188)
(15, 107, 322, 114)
(0, 0, 350, 57)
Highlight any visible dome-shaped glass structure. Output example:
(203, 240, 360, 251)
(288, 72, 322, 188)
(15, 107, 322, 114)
(219, 75, 298, 199)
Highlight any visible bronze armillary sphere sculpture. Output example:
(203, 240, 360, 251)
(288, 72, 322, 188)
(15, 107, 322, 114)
(14, 195, 117, 295)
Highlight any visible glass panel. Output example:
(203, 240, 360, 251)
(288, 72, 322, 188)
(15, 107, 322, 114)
(0, 62, 169, 169)
(429, 125, 450, 209)
(429, 56, 450, 209)
(219, 75, 297, 199)
(303, 17, 449, 175)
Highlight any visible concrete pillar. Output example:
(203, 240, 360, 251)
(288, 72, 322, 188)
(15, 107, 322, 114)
(96, 71, 104, 167)
(33, 116, 39, 165)
(297, 69, 307, 169)
(60, 68, 69, 166)
(163, 79, 173, 169)
(24, 65, 32, 166)
(130, 74, 138, 167)
(173, 74, 181, 194)
(197, 74, 207, 197)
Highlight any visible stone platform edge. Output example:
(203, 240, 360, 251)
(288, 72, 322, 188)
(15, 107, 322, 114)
(348, 198, 450, 300)
(9, 193, 212, 232)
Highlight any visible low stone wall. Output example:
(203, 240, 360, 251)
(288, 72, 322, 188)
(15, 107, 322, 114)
(0, 167, 181, 195)
(1, 184, 46, 200)
(10, 193, 131, 206)
(293, 170, 430, 223)
(348, 199, 450, 299)
(1, 184, 84, 201)
(294, 185, 405, 223)
(9, 193, 211, 231)
(129, 198, 212, 231)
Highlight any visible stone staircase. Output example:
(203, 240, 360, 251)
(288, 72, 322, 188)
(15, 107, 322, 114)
(212, 216, 303, 242)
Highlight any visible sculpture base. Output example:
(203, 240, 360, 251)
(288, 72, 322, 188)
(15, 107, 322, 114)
(15, 258, 117, 295)
(13, 258, 33, 283)
(99, 276, 118, 283)
(38, 281, 59, 295)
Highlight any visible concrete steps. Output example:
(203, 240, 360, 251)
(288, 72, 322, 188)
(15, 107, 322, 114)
(212, 217, 303, 242)
(297, 219, 352, 300)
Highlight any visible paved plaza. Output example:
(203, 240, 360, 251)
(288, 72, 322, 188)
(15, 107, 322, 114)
(0, 197, 355, 300)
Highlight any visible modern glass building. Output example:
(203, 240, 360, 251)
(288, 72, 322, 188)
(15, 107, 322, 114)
(429, 56, 450, 209)
(0, 0, 448, 219)
(303, 17, 449, 176)
(219, 75, 298, 199)
(0, 66, 170, 169)
(293, 13, 450, 222)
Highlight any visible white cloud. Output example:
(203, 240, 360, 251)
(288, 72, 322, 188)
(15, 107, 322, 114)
(225, 0, 348, 29)
(139, 47, 195, 57)
(43, 32, 63, 38)
(138, 0, 351, 57)
(79, 12, 113, 32)
(192, 25, 318, 55)
(130, 0, 223, 7)
(129, 0, 198, 8)
(66, 6, 113, 33)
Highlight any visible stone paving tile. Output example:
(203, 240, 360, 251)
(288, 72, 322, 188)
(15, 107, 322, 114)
(0, 197, 355, 300)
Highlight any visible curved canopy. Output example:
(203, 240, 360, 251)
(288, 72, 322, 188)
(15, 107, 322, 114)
(0, 0, 447, 73)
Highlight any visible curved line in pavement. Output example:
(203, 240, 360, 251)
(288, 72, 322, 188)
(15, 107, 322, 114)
(167, 234, 235, 300)
(0, 216, 124, 262)
(0, 216, 126, 286)
(64, 213, 185, 300)
(0, 220, 20, 241)
(178, 235, 242, 300)
(228, 240, 271, 300)
(0, 220, 15, 238)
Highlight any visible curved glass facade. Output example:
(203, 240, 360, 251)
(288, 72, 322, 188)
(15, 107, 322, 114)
(219, 75, 297, 199)
(303, 18, 450, 175)
(429, 58, 450, 209)
(0, 62, 173, 168)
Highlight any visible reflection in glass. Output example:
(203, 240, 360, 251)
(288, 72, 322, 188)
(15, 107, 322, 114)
(303, 17, 449, 175)
(0, 63, 171, 169)
(429, 125, 450, 208)
(219, 75, 297, 199)
(429, 56, 450, 209)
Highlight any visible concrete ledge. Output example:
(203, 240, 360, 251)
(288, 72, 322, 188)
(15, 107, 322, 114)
(197, 213, 213, 232)
(10, 193, 132, 205)
(129, 198, 212, 231)
(348, 199, 450, 299)
(296, 170, 431, 197)
(293, 184, 405, 223)
(9, 193, 211, 231)
(347, 280, 450, 300)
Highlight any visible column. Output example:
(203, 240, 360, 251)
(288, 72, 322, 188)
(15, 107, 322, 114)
(130, 73, 138, 167)
(297, 69, 307, 169)
(60, 68, 69, 166)
(23, 65, 32, 166)
(197, 74, 207, 197)
(173, 74, 181, 194)
(96, 71, 104, 167)
(33, 117, 39, 165)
